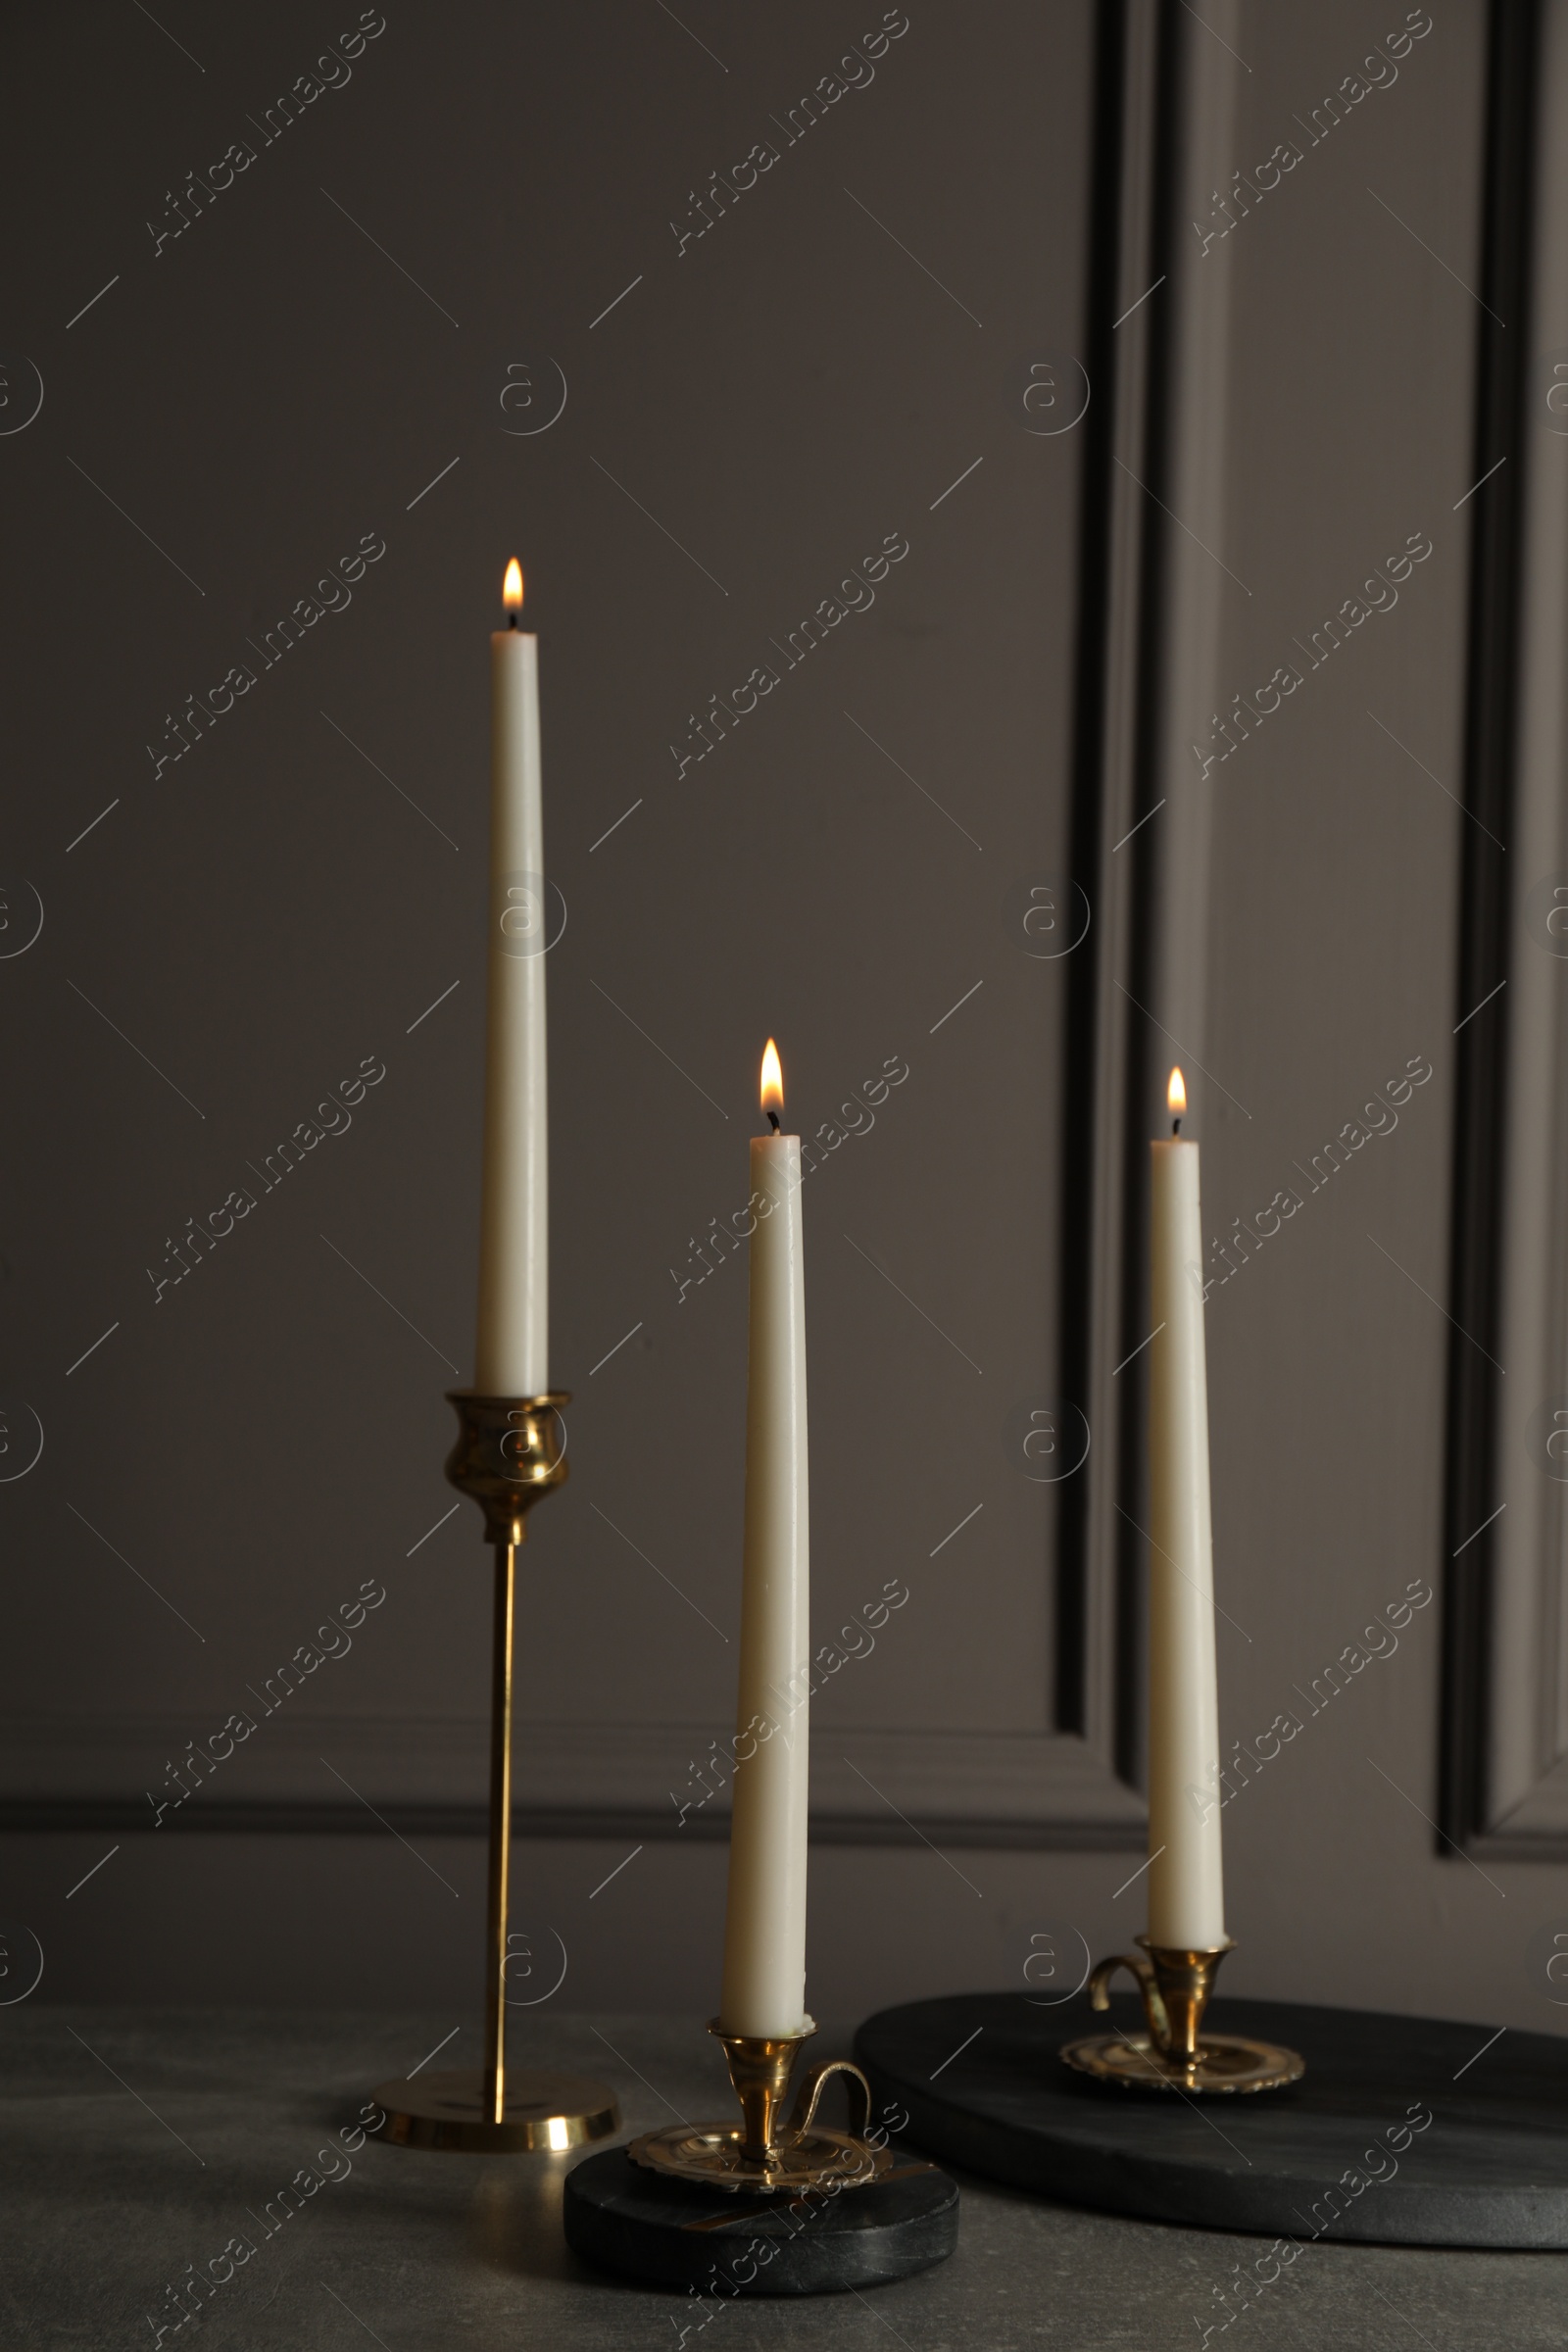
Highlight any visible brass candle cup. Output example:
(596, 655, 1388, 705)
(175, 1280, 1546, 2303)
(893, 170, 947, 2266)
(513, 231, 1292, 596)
(372, 1392, 619, 2153)
(1059, 1936, 1303, 2094)
(631, 2019, 898, 2193)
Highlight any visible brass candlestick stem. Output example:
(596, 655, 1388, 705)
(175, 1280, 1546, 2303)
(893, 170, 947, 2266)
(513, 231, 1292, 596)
(631, 2019, 899, 2193)
(1060, 1936, 1303, 2093)
(373, 1392, 618, 2153)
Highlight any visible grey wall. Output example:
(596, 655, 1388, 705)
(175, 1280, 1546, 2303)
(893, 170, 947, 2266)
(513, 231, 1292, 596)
(3, 0, 1566, 2046)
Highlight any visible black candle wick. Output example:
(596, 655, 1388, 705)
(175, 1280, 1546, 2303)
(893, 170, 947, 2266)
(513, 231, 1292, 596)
(767, 1110, 781, 1133)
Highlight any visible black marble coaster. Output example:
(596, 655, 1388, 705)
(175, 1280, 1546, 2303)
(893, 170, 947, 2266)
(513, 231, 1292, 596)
(563, 2143, 958, 2294)
(855, 1990, 1568, 2249)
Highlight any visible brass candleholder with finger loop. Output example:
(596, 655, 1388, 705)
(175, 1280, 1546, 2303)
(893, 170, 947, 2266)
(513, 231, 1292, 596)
(1060, 1937, 1303, 2093)
(631, 2019, 900, 2192)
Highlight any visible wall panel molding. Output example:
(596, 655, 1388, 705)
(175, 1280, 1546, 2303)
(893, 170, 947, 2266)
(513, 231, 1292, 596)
(1443, 0, 1567, 1857)
(0, 1716, 1144, 1848)
(3, 3, 1239, 1856)
(1057, 0, 1244, 1802)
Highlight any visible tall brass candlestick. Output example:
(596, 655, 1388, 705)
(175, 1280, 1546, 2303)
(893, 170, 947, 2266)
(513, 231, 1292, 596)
(483, 1476, 518, 2120)
(372, 1393, 618, 2152)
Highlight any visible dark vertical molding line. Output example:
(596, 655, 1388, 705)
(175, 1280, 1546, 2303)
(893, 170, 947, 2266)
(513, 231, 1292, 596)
(1113, 0, 1185, 1789)
(1055, 0, 1136, 1736)
(1441, 0, 1541, 1850)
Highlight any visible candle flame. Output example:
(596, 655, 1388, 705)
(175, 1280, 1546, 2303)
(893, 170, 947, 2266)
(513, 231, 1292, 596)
(503, 558, 524, 612)
(760, 1038, 784, 1117)
(1167, 1066, 1187, 1116)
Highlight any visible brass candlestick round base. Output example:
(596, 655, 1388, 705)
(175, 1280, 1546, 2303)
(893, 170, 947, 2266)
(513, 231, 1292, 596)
(372, 2066, 618, 2153)
(631, 2020, 898, 2193)
(1060, 1938, 1304, 2094)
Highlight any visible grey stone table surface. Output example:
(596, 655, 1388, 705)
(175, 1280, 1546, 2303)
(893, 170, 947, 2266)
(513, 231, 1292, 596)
(2, 2007, 1562, 2350)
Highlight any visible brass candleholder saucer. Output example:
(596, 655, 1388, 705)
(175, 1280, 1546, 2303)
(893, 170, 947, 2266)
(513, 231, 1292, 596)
(631, 2019, 897, 2193)
(373, 1392, 618, 2154)
(1060, 1937, 1303, 2094)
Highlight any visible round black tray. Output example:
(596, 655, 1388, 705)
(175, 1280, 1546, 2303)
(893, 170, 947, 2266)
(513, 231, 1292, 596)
(855, 1989, 1568, 2249)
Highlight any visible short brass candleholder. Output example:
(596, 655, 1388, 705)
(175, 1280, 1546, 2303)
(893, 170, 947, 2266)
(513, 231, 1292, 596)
(631, 2019, 898, 2193)
(372, 1392, 619, 2153)
(1060, 1938, 1303, 2093)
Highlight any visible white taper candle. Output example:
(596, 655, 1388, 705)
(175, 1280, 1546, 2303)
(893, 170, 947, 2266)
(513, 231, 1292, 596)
(1147, 1067, 1227, 1949)
(719, 1042, 811, 2037)
(473, 562, 549, 1396)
